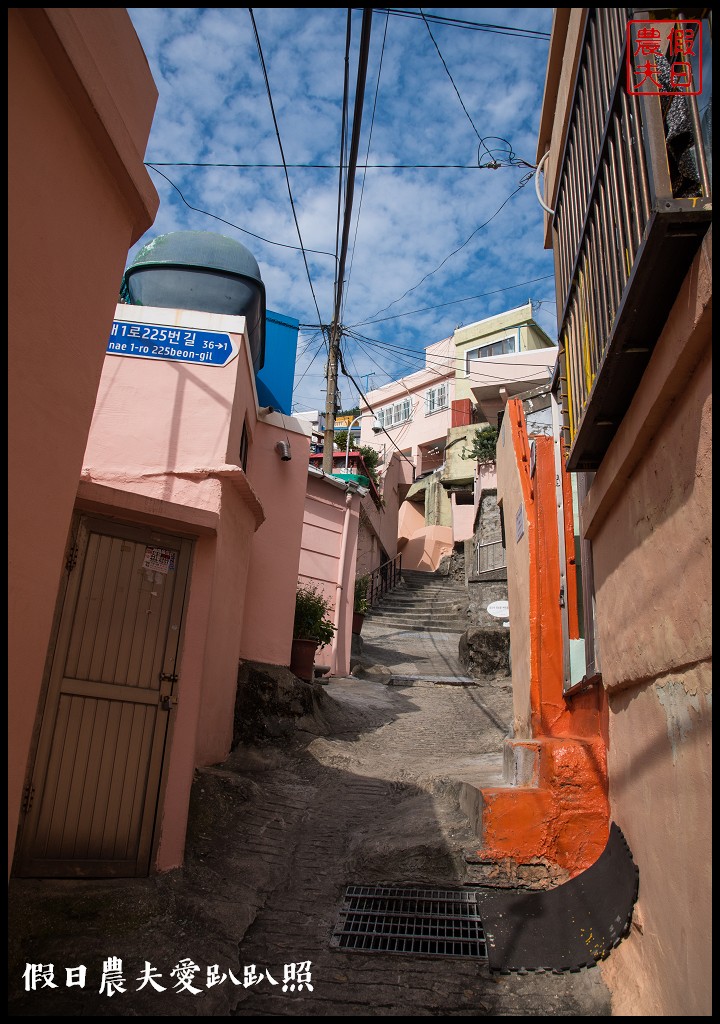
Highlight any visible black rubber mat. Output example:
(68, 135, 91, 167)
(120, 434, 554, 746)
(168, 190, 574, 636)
(480, 822, 639, 973)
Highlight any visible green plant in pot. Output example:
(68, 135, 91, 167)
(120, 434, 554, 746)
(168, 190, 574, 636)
(352, 573, 370, 634)
(290, 582, 336, 681)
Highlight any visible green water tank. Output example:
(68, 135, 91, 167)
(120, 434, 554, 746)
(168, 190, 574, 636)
(120, 230, 266, 370)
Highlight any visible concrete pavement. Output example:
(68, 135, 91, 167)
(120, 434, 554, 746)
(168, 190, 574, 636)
(8, 622, 612, 1016)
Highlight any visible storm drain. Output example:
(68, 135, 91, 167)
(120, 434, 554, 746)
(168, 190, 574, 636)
(330, 885, 487, 959)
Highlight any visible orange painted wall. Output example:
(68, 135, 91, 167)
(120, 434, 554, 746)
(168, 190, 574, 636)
(491, 399, 608, 875)
(8, 9, 159, 874)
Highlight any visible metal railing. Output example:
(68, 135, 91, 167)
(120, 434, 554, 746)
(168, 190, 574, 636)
(364, 554, 402, 608)
(553, 8, 711, 470)
(473, 539, 507, 576)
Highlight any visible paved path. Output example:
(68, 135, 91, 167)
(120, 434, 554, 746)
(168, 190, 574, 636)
(8, 628, 613, 1016)
(353, 618, 470, 680)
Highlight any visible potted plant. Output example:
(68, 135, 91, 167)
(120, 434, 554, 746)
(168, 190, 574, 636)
(352, 574, 370, 635)
(290, 581, 336, 681)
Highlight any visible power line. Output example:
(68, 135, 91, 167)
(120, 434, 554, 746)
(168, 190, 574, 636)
(360, 275, 555, 325)
(144, 161, 536, 170)
(420, 9, 495, 166)
(338, 350, 417, 474)
(296, 274, 554, 333)
(370, 9, 551, 40)
(248, 8, 326, 334)
(144, 165, 336, 257)
(343, 10, 390, 321)
(292, 332, 327, 395)
(345, 329, 557, 385)
(352, 177, 534, 327)
(323, 8, 373, 472)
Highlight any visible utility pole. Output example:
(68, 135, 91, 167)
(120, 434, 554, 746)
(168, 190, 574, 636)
(323, 8, 372, 474)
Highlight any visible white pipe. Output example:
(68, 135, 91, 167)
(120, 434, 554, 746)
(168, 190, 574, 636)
(535, 151, 555, 216)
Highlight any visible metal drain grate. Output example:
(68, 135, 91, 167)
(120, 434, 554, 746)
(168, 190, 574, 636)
(330, 885, 487, 959)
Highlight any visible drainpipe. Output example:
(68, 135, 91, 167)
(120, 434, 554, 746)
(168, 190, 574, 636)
(330, 489, 354, 675)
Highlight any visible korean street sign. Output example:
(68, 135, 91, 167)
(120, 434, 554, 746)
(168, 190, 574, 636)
(108, 320, 239, 367)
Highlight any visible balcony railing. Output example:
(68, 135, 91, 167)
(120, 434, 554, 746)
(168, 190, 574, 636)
(553, 8, 712, 470)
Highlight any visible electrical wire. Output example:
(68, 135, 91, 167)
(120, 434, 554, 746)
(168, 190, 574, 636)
(337, 349, 416, 471)
(420, 10, 537, 171)
(343, 10, 390, 322)
(420, 9, 495, 166)
(145, 161, 538, 170)
(345, 328, 557, 386)
(335, 12, 352, 295)
(292, 332, 327, 394)
(372, 9, 551, 40)
(359, 275, 555, 326)
(351, 176, 534, 327)
(248, 9, 327, 337)
(144, 165, 336, 257)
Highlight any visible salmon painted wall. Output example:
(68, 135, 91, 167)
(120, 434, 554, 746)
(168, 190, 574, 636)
(451, 497, 475, 542)
(496, 407, 532, 736)
(239, 415, 313, 668)
(300, 474, 361, 676)
(584, 232, 712, 1017)
(8, 9, 159, 873)
(82, 305, 268, 868)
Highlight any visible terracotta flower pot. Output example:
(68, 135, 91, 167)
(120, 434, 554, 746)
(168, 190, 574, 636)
(352, 611, 365, 635)
(290, 638, 318, 682)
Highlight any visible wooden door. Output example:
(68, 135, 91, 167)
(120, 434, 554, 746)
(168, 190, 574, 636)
(15, 515, 192, 877)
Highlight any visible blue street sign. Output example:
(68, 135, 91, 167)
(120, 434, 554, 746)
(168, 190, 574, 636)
(107, 320, 238, 367)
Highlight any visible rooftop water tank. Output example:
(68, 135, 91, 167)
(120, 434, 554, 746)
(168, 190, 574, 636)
(120, 230, 266, 371)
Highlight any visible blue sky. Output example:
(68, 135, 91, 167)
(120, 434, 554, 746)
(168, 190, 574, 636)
(126, 7, 557, 413)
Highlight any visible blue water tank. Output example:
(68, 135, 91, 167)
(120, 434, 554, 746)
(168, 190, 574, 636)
(120, 230, 266, 370)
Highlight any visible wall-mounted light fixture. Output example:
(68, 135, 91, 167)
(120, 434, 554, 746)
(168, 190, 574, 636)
(275, 440, 291, 461)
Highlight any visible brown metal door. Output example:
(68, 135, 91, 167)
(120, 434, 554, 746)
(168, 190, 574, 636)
(15, 515, 192, 877)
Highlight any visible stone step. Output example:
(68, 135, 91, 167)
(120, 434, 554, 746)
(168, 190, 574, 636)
(383, 583, 465, 596)
(372, 597, 467, 612)
(362, 614, 464, 630)
(367, 609, 469, 622)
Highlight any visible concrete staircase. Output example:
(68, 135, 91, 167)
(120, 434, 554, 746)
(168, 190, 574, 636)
(364, 568, 470, 634)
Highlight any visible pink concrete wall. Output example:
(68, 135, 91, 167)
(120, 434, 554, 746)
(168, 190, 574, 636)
(451, 498, 475, 542)
(360, 367, 454, 470)
(583, 233, 712, 1016)
(397, 522, 454, 572)
(239, 415, 313, 668)
(81, 306, 268, 867)
(300, 474, 361, 675)
(8, 9, 158, 874)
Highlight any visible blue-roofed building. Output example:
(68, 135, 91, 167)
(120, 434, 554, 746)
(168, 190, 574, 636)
(255, 309, 300, 415)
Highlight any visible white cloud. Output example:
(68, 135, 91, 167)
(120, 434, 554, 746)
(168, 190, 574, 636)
(126, 7, 557, 413)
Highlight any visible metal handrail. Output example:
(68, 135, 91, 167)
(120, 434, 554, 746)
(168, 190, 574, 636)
(362, 554, 402, 608)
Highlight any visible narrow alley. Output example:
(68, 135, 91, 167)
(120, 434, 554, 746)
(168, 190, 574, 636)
(9, 617, 611, 1016)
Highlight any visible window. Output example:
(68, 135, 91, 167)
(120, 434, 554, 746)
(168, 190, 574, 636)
(425, 383, 448, 415)
(465, 336, 516, 373)
(376, 397, 413, 429)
